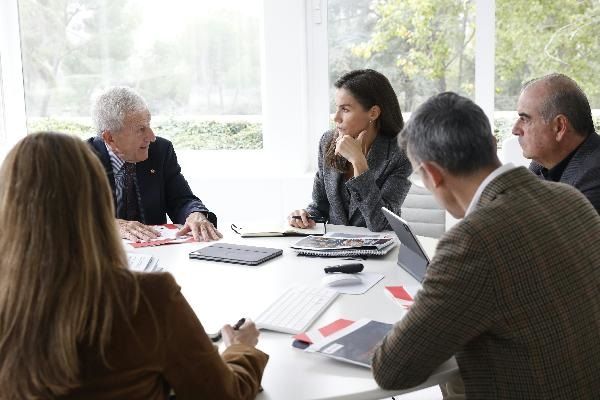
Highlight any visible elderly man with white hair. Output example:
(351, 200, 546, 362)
(87, 86, 221, 242)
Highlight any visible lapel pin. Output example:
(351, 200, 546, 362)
(150, 169, 156, 174)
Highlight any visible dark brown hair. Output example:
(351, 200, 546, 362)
(326, 69, 404, 171)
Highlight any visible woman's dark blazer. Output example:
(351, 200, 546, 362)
(306, 130, 412, 232)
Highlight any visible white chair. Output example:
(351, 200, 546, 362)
(500, 136, 530, 167)
(401, 184, 445, 238)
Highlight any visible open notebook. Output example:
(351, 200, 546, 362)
(231, 222, 325, 237)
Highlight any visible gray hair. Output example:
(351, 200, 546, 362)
(92, 87, 149, 135)
(399, 92, 497, 175)
(522, 73, 594, 137)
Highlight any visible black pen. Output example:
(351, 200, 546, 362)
(291, 215, 327, 223)
(211, 318, 246, 342)
(232, 317, 246, 330)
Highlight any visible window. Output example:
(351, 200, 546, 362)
(0, 60, 5, 141)
(327, 0, 475, 113)
(495, 0, 600, 141)
(0, 0, 27, 149)
(17, 0, 263, 150)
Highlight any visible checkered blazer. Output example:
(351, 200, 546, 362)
(372, 167, 600, 399)
(530, 132, 600, 214)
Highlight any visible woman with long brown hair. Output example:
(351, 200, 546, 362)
(0, 132, 267, 399)
(288, 69, 412, 232)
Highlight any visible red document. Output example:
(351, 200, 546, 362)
(127, 224, 195, 248)
(384, 286, 414, 310)
(292, 318, 355, 349)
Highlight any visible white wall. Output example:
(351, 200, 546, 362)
(185, 172, 314, 227)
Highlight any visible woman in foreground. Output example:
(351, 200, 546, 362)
(0, 132, 268, 399)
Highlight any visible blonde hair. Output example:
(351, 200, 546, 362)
(0, 132, 138, 398)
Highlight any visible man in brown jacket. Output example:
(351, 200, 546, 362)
(372, 92, 600, 399)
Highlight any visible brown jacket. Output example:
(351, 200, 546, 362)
(61, 273, 268, 400)
(372, 167, 600, 399)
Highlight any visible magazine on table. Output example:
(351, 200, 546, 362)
(307, 318, 394, 368)
(291, 232, 394, 251)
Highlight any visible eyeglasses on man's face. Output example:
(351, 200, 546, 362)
(408, 163, 425, 187)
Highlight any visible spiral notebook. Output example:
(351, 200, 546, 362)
(293, 243, 395, 257)
(291, 232, 396, 257)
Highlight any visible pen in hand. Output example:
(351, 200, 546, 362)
(211, 317, 246, 342)
(232, 317, 246, 330)
(291, 215, 327, 223)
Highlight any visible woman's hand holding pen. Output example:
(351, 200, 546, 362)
(221, 318, 260, 347)
(288, 209, 316, 229)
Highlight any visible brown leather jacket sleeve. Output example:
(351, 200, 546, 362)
(157, 274, 269, 399)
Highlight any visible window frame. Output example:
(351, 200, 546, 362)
(0, 0, 27, 148)
(0, 61, 5, 141)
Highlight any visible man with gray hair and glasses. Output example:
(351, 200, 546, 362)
(513, 73, 600, 213)
(371, 92, 600, 399)
(88, 86, 222, 242)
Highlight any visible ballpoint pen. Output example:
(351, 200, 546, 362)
(210, 318, 246, 343)
(291, 215, 327, 223)
(232, 317, 246, 330)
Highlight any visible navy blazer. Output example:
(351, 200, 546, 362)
(87, 136, 216, 226)
(529, 132, 600, 214)
(306, 130, 412, 232)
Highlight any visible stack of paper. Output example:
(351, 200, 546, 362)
(290, 232, 396, 257)
(127, 253, 162, 273)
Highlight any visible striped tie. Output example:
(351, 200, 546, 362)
(124, 162, 139, 221)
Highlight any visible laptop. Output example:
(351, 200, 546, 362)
(381, 207, 430, 282)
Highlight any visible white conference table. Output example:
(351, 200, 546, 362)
(128, 224, 458, 400)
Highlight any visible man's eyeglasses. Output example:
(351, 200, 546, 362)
(409, 163, 425, 188)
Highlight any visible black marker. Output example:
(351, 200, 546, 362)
(324, 263, 364, 274)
